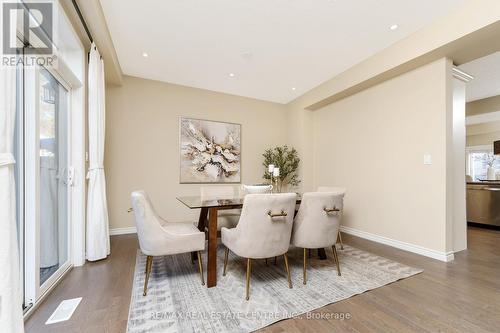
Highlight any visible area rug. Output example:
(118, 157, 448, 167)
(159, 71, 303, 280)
(126, 245, 422, 333)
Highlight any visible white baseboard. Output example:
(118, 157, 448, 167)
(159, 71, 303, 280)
(109, 227, 137, 236)
(340, 226, 454, 262)
(109, 225, 454, 261)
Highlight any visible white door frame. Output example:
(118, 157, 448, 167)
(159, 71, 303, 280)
(24, 65, 74, 304)
(20, 0, 86, 316)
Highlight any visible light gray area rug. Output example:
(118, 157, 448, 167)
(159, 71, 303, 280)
(127, 245, 422, 333)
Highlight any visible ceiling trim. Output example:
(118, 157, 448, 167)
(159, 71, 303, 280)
(466, 110, 500, 125)
(452, 67, 474, 82)
(76, 0, 123, 86)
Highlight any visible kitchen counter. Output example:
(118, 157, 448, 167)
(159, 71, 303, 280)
(467, 181, 500, 185)
(467, 182, 500, 227)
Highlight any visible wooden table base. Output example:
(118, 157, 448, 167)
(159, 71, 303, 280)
(207, 207, 218, 287)
(318, 248, 327, 260)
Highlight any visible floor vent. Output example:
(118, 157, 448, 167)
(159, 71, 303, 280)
(45, 297, 82, 325)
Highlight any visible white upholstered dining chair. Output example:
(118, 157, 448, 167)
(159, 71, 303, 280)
(241, 184, 273, 194)
(130, 190, 206, 295)
(317, 186, 346, 249)
(291, 192, 343, 284)
(221, 193, 297, 300)
(201, 186, 240, 229)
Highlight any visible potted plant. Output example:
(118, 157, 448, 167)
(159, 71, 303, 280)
(262, 145, 300, 192)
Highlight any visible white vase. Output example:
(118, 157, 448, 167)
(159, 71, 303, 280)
(487, 166, 496, 180)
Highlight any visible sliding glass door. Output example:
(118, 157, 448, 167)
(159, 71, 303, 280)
(38, 68, 70, 287)
(10, 1, 85, 314)
(21, 62, 72, 307)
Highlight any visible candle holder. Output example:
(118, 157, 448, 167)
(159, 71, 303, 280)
(273, 168, 280, 193)
(268, 164, 275, 193)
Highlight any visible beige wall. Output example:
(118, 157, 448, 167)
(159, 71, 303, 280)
(466, 95, 500, 116)
(285, 100, 314, 193)
(465, 97, 500, 146)
(105, 76, 287, 229)
(466, 116, 500, 147)
(467, 132, 500, 146)
(311, 59, 451, 253)
(466, 121, 500, 146)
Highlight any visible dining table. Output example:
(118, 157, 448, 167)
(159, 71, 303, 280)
(177, 194, 327, 288)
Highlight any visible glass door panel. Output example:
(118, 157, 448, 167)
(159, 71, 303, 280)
(38, 68, 69, 286)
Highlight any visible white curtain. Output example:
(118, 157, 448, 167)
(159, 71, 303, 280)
(86, 43, 110, 261)
(0, 66, 24, 331)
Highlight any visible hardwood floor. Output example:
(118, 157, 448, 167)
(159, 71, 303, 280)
(26, 227, 500, 332)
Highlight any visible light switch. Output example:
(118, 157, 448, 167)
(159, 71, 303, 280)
(423, 154, 432, 165)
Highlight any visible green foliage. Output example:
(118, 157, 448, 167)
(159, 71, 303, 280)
(262, 145, 300, 191)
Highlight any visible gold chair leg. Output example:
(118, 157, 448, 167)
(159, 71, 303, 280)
(303, 248, 307, 285)
(246, 258, 252, 300)
(223, 247, 229, 276)
(197, 251, 205, 285)
(143, 255, 153, 296)
(283, 253, 293, 289)
(332, 246, 341, 276)
(338, 230, 344, 250)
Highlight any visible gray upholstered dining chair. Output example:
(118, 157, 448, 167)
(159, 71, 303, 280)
(201, 186, 240, 230)
(291, 192, 343, 284)
(130, 190, 206, 295)
(221, 193, 297, 300)
(317, 186, 346, 249)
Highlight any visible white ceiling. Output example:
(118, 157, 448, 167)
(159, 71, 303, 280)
(459, 52, 500, 102)
(100, 0, 466, 104)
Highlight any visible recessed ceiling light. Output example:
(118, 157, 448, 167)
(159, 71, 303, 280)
(229, 73, 235, 77)
(291, 87, 296, 91)
(241, 52, 253, 62)
(142, 52, 149, 58)
(390, 24, 399, 31)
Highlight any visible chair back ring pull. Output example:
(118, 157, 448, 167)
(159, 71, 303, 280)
(268, 210, 287, 218)
(323, 207, 340, 213)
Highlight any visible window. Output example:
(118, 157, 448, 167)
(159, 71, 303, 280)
(467, 146, 500, 181)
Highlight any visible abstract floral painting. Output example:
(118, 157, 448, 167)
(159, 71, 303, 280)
(180, 117, 241, 183)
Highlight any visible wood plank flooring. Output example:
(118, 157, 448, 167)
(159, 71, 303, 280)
(25, 227, 500, 332)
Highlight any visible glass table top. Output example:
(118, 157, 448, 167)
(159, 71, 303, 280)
(177, 194, 301, 209)
(177, 196, 245, 209)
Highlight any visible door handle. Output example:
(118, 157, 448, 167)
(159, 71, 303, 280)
(67, 166, 75, 186)
(483, 187, 500, 191)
